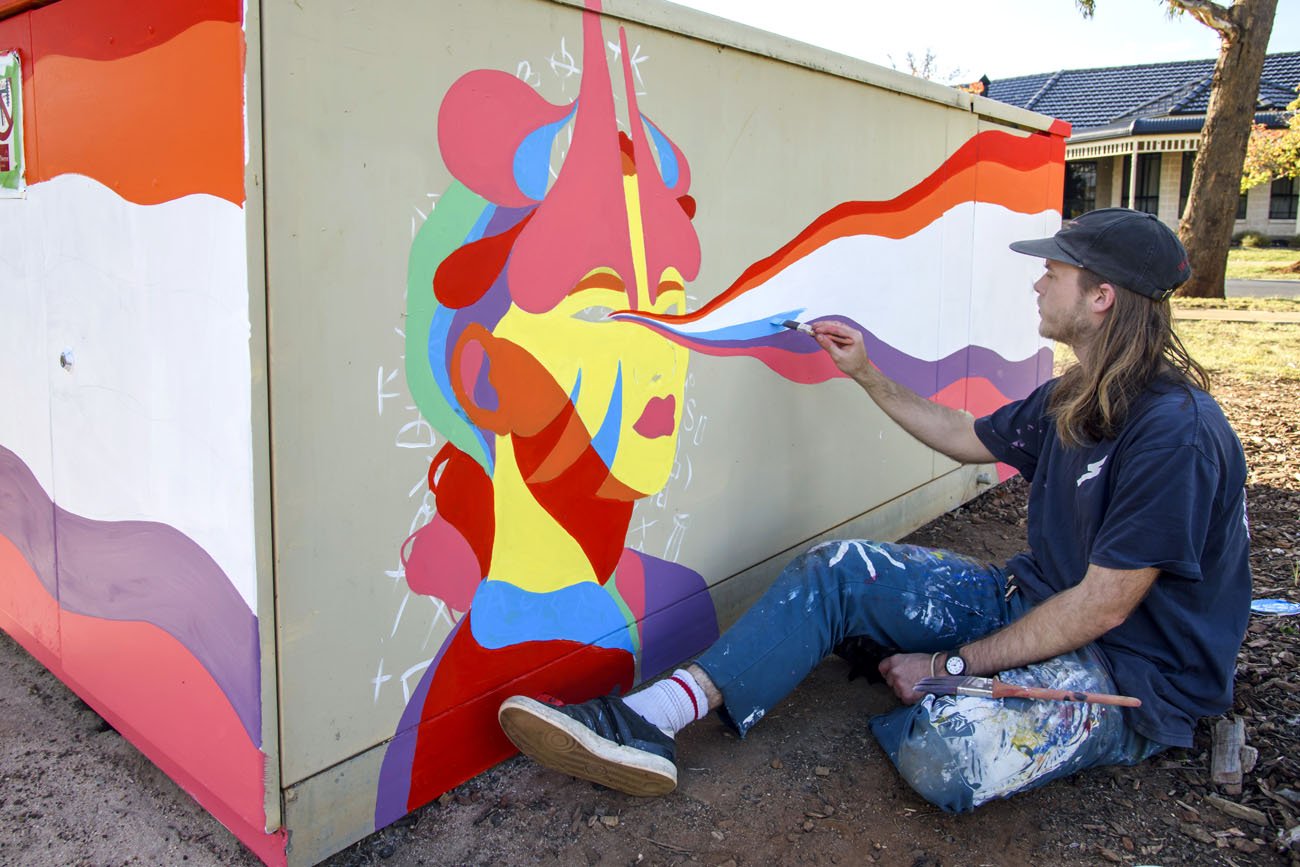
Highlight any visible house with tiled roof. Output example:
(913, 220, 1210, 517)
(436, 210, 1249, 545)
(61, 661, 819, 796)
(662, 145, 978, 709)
(983, 51, 1300, 239)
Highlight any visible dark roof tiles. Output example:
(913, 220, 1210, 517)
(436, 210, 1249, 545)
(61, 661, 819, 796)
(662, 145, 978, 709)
(986, 51, 1300, 132)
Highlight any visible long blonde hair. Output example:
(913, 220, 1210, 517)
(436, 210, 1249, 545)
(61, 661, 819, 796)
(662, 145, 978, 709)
(1049, 271, 1209, 449)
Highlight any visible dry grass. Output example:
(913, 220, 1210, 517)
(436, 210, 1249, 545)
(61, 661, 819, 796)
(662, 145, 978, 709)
(1225, 246, 1300, 281)
(1053, 318, 1300, 382)
(1172, 296, 1300, 312)
(1177, 320, 1300, 381)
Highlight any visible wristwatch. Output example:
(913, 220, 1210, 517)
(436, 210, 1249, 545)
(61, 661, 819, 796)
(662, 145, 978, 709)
(944, 652, 969, 676)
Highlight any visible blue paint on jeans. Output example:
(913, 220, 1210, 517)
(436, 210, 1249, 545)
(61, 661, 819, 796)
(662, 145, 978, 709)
(693, 540, 1163, 811)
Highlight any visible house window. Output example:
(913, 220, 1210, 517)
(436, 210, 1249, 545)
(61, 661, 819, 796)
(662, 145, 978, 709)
(1238, 192, 1248, 221)
(1064, 161, 1097, 218)
(1270, 177, 1298, 221)
(1121, 153, 1161, 215)
(1136, 154, 1161, 214)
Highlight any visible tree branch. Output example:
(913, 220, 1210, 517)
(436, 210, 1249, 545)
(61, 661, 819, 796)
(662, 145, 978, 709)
(1167, 0, 1238, 39)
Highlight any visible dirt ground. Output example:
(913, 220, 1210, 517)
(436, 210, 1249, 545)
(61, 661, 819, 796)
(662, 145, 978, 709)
(1, 372, 1297, 867)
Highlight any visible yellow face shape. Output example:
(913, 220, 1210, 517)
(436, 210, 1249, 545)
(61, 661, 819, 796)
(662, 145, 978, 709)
(492, 269, 688, 498)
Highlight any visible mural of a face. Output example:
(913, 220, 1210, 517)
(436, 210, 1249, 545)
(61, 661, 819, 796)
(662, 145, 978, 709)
(490, 268, 689, 499)
(443, 12, 698, 507)
(381, 0, 1058, 827)
(400, 0, 702, 603)
(377, 5, 723, 822)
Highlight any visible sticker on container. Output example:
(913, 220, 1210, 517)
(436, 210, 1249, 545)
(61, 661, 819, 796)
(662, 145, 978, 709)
(1250, 599, 1300, 616)
(1, 50, 24, 197)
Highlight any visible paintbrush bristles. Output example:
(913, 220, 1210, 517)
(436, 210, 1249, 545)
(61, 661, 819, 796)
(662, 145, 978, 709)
(776, 319, 815, 335)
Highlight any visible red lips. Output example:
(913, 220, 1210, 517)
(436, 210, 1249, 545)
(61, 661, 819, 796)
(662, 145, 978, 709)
(633, 395, 676, 438)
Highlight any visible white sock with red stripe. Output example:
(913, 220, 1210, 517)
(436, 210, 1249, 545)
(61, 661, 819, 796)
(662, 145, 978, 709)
(623, 668, 709, 737)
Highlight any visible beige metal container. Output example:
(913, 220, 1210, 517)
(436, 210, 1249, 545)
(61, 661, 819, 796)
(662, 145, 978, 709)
(0, 0, 1064, 863)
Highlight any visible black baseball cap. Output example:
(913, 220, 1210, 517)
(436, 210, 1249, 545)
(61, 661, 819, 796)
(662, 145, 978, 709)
(1009, 208, 1191, 300)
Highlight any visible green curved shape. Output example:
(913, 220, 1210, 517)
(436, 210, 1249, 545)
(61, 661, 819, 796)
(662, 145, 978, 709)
(405, 182, 492, 468)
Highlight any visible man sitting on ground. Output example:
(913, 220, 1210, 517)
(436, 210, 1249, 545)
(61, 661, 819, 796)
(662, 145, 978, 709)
(497, 208, 1252, 811)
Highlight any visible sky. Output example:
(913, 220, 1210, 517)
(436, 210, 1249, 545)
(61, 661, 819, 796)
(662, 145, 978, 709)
(667, 0, 1300, 81)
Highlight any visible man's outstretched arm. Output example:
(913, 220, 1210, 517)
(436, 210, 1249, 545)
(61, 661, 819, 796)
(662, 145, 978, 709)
(879, 564, 1161, 703)
(812, 321, 995, 465)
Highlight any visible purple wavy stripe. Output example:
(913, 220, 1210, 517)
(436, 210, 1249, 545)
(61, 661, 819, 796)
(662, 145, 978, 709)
(374, 618, 462, 828)
(0, 446, 260, 746)
(642, 316, 1051, 399)
(637, 553, 719, 680)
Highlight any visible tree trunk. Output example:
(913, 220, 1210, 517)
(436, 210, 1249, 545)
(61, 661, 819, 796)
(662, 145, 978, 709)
(1176, 0, 1277, 298)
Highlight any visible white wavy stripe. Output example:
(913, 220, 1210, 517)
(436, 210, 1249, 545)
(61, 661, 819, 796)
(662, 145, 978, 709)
(0, 174, 258, 612)
(675, 201, 1059, 364)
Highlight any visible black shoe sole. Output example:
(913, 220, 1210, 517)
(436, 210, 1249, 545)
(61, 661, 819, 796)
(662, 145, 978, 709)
(498, 696, 677, 796)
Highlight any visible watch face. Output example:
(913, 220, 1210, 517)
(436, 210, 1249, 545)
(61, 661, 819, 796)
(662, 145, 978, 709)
(944, 655, 966, 676)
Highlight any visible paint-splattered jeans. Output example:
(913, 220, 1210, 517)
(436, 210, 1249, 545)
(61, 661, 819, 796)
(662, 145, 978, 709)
(693, 541, 1164, 812)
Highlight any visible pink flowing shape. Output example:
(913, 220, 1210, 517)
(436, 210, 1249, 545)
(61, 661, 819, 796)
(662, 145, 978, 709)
(503, 13, 701, 313)
(617, 28, 701, 304)
(613, 548, 647, 622)
(506, 10, 634, 312)
(437, 69, 573, 208)
(403, 516, 481, 613)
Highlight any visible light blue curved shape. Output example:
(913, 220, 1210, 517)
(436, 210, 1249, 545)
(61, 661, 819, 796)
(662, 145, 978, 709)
(590, 362, 622, 469)
(428, 305, 493, 471)
(569, 369, 582, 406)
(642, 115, 679, 188)
(469, 579, 636, 654)
(613, 308, 807, 342)
(405, 183, 493, 470)
(464, 202, 498, 244)
(513, 104, 578, 201)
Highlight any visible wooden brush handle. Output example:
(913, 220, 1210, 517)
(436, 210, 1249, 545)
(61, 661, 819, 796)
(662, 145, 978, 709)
(991, 680, 1141, 707)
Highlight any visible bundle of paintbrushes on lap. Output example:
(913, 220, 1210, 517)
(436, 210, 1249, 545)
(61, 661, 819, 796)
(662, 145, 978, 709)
(914, 675, 1141, 707)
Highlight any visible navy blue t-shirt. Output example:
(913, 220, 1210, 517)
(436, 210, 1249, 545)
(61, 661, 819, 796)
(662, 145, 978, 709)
(974, 377, 1251, 747)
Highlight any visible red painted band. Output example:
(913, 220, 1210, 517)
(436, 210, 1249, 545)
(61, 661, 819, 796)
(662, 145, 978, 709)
(669, 675, 698, 720)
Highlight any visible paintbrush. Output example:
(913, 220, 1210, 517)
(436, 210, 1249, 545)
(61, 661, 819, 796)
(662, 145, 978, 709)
(772, 318, 815, 335)
(914, 675, 1141, 708)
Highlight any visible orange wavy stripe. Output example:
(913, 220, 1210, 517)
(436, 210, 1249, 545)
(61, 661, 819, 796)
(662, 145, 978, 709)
(31, 19, 244, 205)
(828, 161, 1057, 238)
(736, 161, 1057, 297)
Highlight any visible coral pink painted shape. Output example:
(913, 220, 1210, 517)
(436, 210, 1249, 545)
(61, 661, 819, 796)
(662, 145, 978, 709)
(665, 338, 843, 385)
(404, 516, 482, 612)
(437, 69, 572, 208)
(614, 547, 647, 621)
(60, 611, 267, 833)
(617, 29, 700, 304)
(457, 337, 488, 405)
(436, 11, 700, 315)
(0, 533, 284, 865)
(931, 376, 1013, 418)
(506, 10, 636, 313)
(0, 535, 61, 672)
